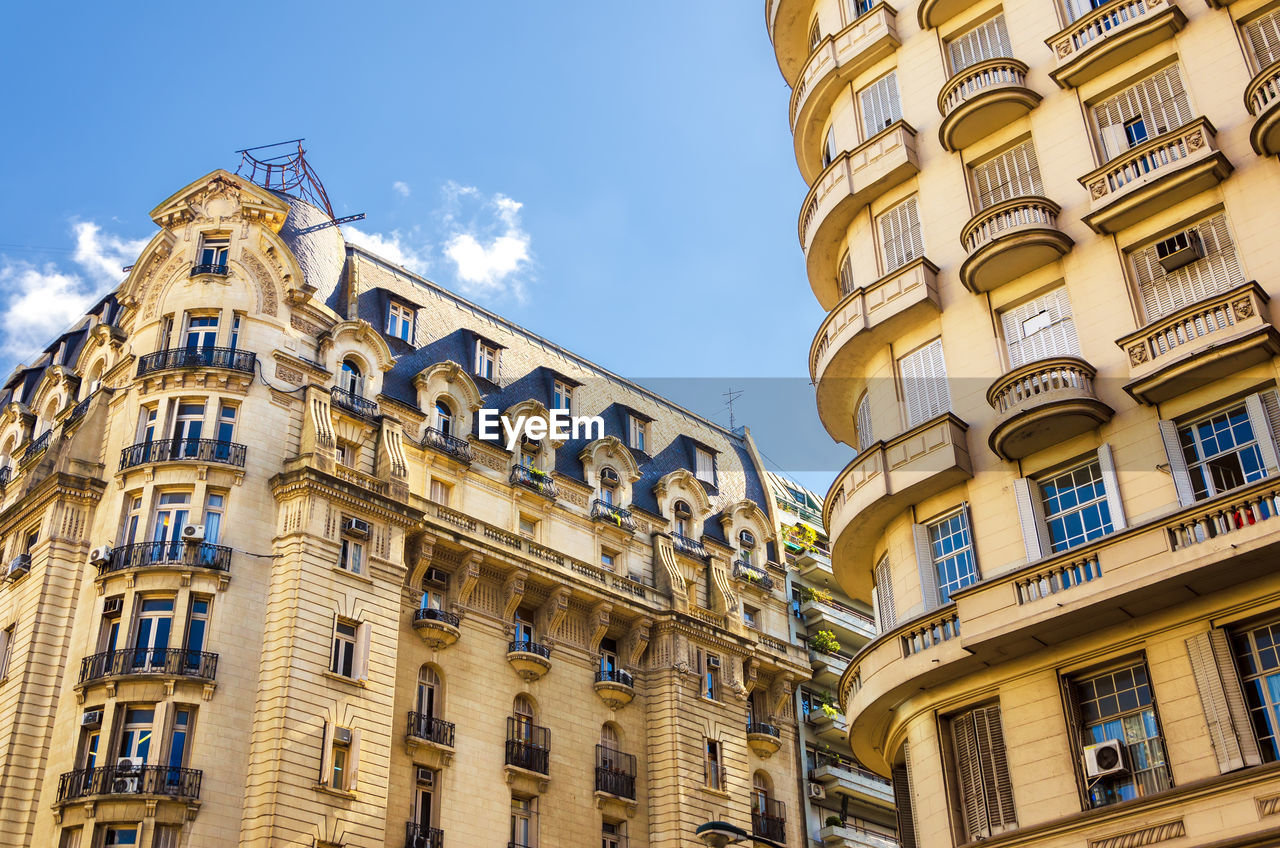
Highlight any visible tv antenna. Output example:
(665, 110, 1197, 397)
(234, 139, 365, 233)
(722, 387, 744, 431)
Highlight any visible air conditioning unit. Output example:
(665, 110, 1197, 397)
(81, 709, 104, 727)
(706, 655, 720, 669)
(112, 774, 140, 793)
(334, 727, 353, 745)
(1082, 739, 1128, 779)
(180, 524, 206, 543)
(808, 782, 827, 800)
(6, 556, 30, 579)
(416, 766, 435, 786)
(1155, 229, 1205, 273)
(102, 597, 123, 616)
(89, 545, 112, 565)
(342, 517, 371, 538)
(424, 567, 450, 587)
(675, 504, 692, 518)
(115, 757, 141, 773)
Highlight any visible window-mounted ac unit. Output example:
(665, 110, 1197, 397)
(808, 781, 826, 800)
(342, 517, 371, 538)
(180, 524, 206, 543)
(81, 709, 104, 727)
(1082, 739, 1127, 778)
(1155, 230, 1205, 273)
(6, 556, 30, 579)
(89, 545, 112, 564)
(706, 655, 720, 669)
(674, 504, 692, 518)
(334, 727, 353, 745)
(102, 597, 123, 616)
(424, 567, 450, 587)
(416, 766, 435, 786)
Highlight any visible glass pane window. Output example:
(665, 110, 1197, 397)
(198, 237, 228, 267)
(340, 537, 364, 575)
(1179, 405, 1267, 500)
(184, 315, 218, 349)
(387, 302, 414, 342)
(553, 381, 571, 411)
(1232, 620, 1280, 761)
(1041, 460, 1113, 553)
(1074, 663, 1171, 807)
(928, 510, 977, 603)
(331, 621, 357, 677)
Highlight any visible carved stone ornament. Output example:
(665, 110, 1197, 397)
(1128, 344, 1149, 366)
(1234, 297, 1255, 320)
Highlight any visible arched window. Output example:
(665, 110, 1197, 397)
(514, 694, 536, 717)
(753, 771, 773, 812)
(85, 359, 105, 398)
(599, 467, 619, 504)
(600, 723, 620, 751)
(417, 665, 442, 718)
(673, 500, 692, 537)
(1, 435, 13, 469)
(513, 694, 536, 742)
(738, 529, 757, 565)
(42, 399, 58, 435)
(434, 399, 454, 437)
(340, 359, 363, 395)
(856, 394, 874, 452)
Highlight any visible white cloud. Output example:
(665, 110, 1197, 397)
(392, 181, 411, 198)
(71, 221, 149, 284)
(344, 225, 430, 275)
(442, 188, 533, 301)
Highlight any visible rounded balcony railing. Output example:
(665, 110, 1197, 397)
(137, 347, 256, 377)
(595, 668, 634, 687)
(1247, 59, 1280, 156)
(79, 648, 218, 686)
(120, 438, 247, 471)
(959, 196, 1072, 293)
(986, 356, 1113, 459)
(414, 607, 461, 627)
(937, 58, 1038, 151)
(508, 640, 551, 658)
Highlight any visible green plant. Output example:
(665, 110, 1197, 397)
(825, 816, 843, 828)
(809, 629, 841, 654)
(797, 585, 833, 605)
(820, 702, 839, 718)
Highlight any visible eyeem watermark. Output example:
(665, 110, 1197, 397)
(478, 409, 604, 451)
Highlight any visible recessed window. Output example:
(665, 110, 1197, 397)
(695, 447, 715, 484)
(601, 548, 618, 572)
(340, 359, 363, 396)
(183, 314, 218, 349)
(743, 605, 759, 629)
(701, 651, 721, 701)
(945, 703, 1017, 839)
(339, 536, 364, 575)
(673, 500, 692, 537)
(434, 400, 454, 437)
(926, 509, 977, 605)
(1123, 116, 1149, 148)
(0, 625, 13, 679)
(898, 339, 951, 428)
(877, 195, 923, 274)
(196, 235, 229, 273)
(705, 738, 724, 790)
(429, 479, 451, 506)
(336, 441, 356, 468)
(510, 795, 537, 848)
(1041, 460, 1114, 553)
(387, 302, 414, 342)
(858, 72, 902, 140)
(628, 416, 647, 452)
(475, 339, 499, 381)
(1094, 65, 1190, 160)
(331, 619, 358, 678)
(822, 125, 838, 169)
(602, 820, 627, 848)
(1068, 661, 1171, 807)
(553, 380, 572, 411)
(328, 725, 353, 790)
(519, 516, 538, 540)
(103, 826, 140, 847)
(1178, 403, 1270, 501)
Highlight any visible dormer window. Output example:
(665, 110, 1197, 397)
(739, 530, 756, 549)
(674, 500, 692, 537)
(520, 437, 540, 468)
(475, 339, 498, 381)
(553, 380, 572, 411)
(695, 447, 716, 484)
(387, 302, 414, 342)
(340, 359, 363, 396)
(629, 416, 647, 452)
(434, 400, 454, 437)
(599, 467, 619, 504)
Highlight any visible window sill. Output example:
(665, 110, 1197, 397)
(696, 785, 731, 800)
(322, 671, 367, 689)
(313, 782, 357, 800)
(332, 564, 374, 586)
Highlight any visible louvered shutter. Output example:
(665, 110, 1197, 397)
(1246, 9, 1280, 70)
(972, 141, 1043, 210)
(348, 728, 362, 786)
(1001, 286, 1079, 367)
(1246, 392, 1280, 476)
(1012, 478, 1051, 561)
(857, 394, 874, 451)
(809, 16, 822, 51)
(899, 338, 950, 428)
(893, 744, 919, 848)
(951, 711, 990, 839)
(1209, 629, 1264, 766)
(879, 197, 924, 273)
(1060, 676, 1090, 807)
(838, 252, 856, 297)
(978, 705, 1018, 831)
(948, 15, 1012, 73)
(1132, 213, 1244, 322)
(1261, 390, 1280, 459)
(1185, 630, 1263, 773)
(860, 72, 903, 140)
(1096, 444, 1128, 531)
(1094, 65, 1192, 157)
(913, 523, 939, 611)
(320, 721, 334, 784)
(1158, 419, 1197, 506)
(874, 555, 897, 630)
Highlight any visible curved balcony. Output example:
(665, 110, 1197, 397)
(507, 640, 552, 681)
(413, 607, 461, 649)
(78, 648, 218, 687)
(1046, 0, 1187, 89)
(591, 499, 636, 532)
(136, 347, 256, 377)
(190, 262, 229, 277)
(594, 668, 636, 708)
(510, 464, 558, 500)
(767, 0, 817, 86)
(986, 356, 1114, 460)
(1079, 118, 1232, 235)
(811, 258, 940, 445)
(120, 437, 247, 471)
(826, 414, 972, 599)
(790, 4, 901, 181)
(1118, 282, 1280, 404)
(937, 59, 1040, 152)
(959, 197, 1072, 293)
(97, 540, 232, 577)
(422, 426, 472, 464)
(747, 721, 783, 759)
(330, 386, 379, 419)
(1246, 60, 1280, 157)
(800, 123, 920, 309)
(56, 764, 202, 805)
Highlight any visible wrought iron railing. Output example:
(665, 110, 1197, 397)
(56, 764, 202, 803)
(407, 712, 456, 748)
(752, 797, 787, 843)
(505, 717, 550, 774)
(79, 648, 218, 685)
(595, 668, 634, 688)
(65, 395, 93, 426)
(591, 499, 636, 531)
(747, 721, 781, 739)
(414, 607, 461, 627)
(190, 263, 228, 277)
(509, 464, 558, 499)
(405, 822, 444, 848)
(670, 532, 708, 558)
(137, 347, 256, 376)
(330, 387, 379, 418)
(120, 438, 247, 470)
(733, 561, 775, 590)
(508, 640, 551, 658)
(422, 427, 472, 463)
(20, 430, 52, 465)
(595, 744, 636, 800)
(97, 540, 232, 575)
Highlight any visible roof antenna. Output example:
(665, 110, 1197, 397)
(722, 387, 744, 431)
(234, 139, 365, 233)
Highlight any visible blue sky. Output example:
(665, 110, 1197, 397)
(0, 2, 848, 492)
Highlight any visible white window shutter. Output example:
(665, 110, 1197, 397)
(874, 555, 897, 630)
(1012, 478, 1050, 561)
(1245, 9, 1280, 69)
(899, 339, 950, 428)
(319, 721, 334, 784)
(1246, 393, 1280, 476)
(1001, 287, 1079, 368)
(912, 523, 939, 611)
(348, 728, 362, 787)
(972, 140, 1042, 209)
(1158, 420, 1196, 507)
(857, 395, 875, 451)
(355, 622, 372, 681)
(948, 15, 1011, 73)
(1096, 444, 1128, 531)
(1132, 213, 1244, 322)
(1185, 630, 1263, 772)
(860, 72, 902, 140)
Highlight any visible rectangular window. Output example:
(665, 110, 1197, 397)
(518, 516, 538, 540)
(743, 604, 759, 629)
(877, 196, 924, 274)
(387, 302, 414, 342)
(702, 652, 721, 700)
(203, 492, 225, 546)
(848, 0, 874, 18)
(1244, 8, 1280, 71)
(0, 625, 13, 679)
(947, 14, 1012, 73)
(601, 549, 617, 571)
(197, 235, 229, 268)
(118, 707, 155, 763)
(331, 620, 358, 678)
(1041, 460, 1114, 553)
(336, 441, 355, 469)
(898, 339, 951, 428)
(874, 555, 897, 631)
(138, 406, 157, 444)
(628, 416, 647, 452)
(429, 479, 451, 506)
(1129, 212, 1244, 322)
(602, 820, 627, 848)
(183, 313, 219, 349)
(511, 796, 537, 847)
(475, 340, 498, 381)
(152, 827, 180, 848)
(925, 510, 977, 605)
(1179, 403, 1270, 500)
(695, 447, 715, 483)
(553, 380, 571, 411)
(102, 827, 140, 847)
(229, 313, 241, 349)
(704, 738, 723, 790)
(339, 537, 364, 575)
(971, 140, 1043, 210)
(858, 72, 903, 140)
(946, 703, 1017, 840)
(1069, 662, 1171, 807)
(999, 286, 1078, 368)
(330, 728, 351, 789)
(1230, 621, 1280, 762)
(57, 828, 81, 848)
(1093, 65, 1192, 160)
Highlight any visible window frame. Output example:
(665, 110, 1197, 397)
(387, 301, 414, 342)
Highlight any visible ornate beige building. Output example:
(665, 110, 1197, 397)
(0, 168, 814, 847)
(768, 0, 1280, 846)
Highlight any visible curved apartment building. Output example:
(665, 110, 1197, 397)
(769, 0, 1280, 846)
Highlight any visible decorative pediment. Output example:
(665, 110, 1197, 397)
(579, 436, 642, 482)
(148, 170, 289, 232)
(653, 468, 712, 515)
(413, 361, 484, 411)
(319, 320, 395, 373)
(719, 500, 776, 544)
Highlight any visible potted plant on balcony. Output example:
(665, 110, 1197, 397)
(825, 816, 843, 828)
(815, 691, 839, 718)
(809, 629, 841, 655)
(786, 522, 817, 553)
(527, 466, 551, 493)
(797, 585, 833, 605)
